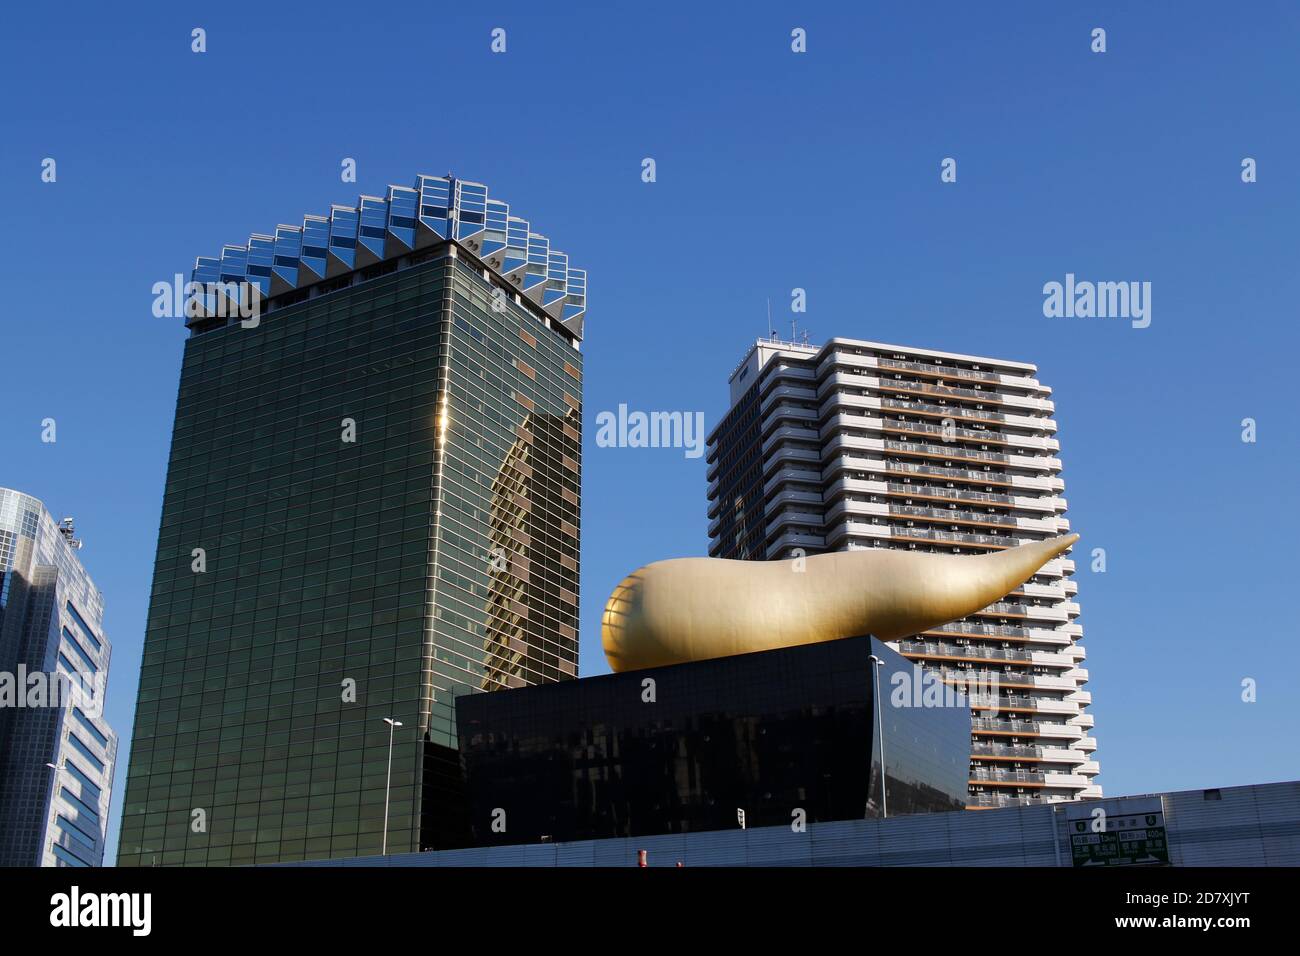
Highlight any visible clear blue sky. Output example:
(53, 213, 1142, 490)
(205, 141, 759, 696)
(2, 1, 1297, 862)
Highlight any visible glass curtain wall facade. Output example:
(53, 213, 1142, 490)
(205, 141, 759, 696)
(118, 176, 584, 866)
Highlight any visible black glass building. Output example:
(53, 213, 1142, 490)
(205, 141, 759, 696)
(455, 636, 968, 846)
(118, 176, 586, 866)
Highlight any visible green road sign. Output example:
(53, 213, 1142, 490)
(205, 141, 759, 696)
(1067, 801, 1169, 866)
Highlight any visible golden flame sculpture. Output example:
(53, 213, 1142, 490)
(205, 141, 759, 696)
(601, 534, 1079, 672)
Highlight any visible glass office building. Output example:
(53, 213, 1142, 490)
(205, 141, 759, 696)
(455, 636, 968, 845)
(117, 175, 586, 866)
(0, 489, 118, 867)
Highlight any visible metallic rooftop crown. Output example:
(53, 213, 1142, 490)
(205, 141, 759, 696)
(191, 174, 587, 338)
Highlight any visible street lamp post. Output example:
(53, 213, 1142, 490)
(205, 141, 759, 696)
(868, 654, 888, 819)
(381, 717, 403, 856)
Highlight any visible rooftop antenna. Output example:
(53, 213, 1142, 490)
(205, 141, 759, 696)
(766, 298, 775, 340)
(57, 517, 82, 550)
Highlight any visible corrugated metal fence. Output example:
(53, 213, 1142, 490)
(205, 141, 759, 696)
(289, 781, 1299, 867)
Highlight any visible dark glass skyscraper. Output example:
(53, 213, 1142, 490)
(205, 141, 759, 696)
(117, 175, 586, 866)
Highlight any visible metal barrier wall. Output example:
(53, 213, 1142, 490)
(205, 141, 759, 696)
(283, 780, 1300, 867)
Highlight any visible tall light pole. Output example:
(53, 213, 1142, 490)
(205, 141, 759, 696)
(381, 717, 403, 856)
(868, 654, 888, 819)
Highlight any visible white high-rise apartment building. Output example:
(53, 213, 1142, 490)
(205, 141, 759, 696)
(706, 338, 1100, 807)
(0, 488, 118, 865)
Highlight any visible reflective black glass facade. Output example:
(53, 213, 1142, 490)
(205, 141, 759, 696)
(119, 247, 581, 866)
(455, 636, 967, 846)
(706, 383, 764, 559)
